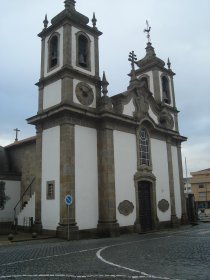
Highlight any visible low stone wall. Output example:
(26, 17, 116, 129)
(0, 222, 13, 234)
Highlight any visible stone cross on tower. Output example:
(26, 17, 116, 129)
(128, 51, 137, 72)
(14, 128, 20, 142)
(128, 51, 137, 82)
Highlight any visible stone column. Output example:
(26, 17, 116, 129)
(97, 128, 120, 237)
(32, 126, 43, 233)
(177, 144, 188, 224)
(57, 122, 79, 240)
(166, 139, 179, 227)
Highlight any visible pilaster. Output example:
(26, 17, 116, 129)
(177, 144, 188, 224)
(57, 122, 79, 239)
(94, 36, 100, 77)
(40, 38, 45, 79)
(63, 23, 72, 66)
(61, 73, 74, 104)
(152, 69, 161, 103)
(97, 128, 120, 237)
(32, 126, 43, 233)
(166, 138, 179, 227)
(38, 85, 44, 113)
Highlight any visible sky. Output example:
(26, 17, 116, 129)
(0, 0, 210, 175)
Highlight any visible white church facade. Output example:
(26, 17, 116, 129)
(0, 0, 188, 238)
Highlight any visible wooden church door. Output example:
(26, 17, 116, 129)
(138, 181, 153, 232)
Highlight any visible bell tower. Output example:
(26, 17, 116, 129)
(133, 21, 179, 132)
(37, 0, 102, 113)
(28, 0, 103, 238)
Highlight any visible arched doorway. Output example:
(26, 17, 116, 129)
(138, 180, 153, 231)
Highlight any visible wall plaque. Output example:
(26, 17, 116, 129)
(118, 200, 134, 216)
(158, 199, 169, 212)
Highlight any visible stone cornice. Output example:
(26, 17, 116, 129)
(36, 65, 101, 88)
(38, 13, 102, 39)
(135, 64, 175, 77)
(27, 102, 186, 142)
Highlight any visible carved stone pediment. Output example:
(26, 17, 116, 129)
(118, 200, 134, 216)
(134, 168, 156, 183)
(132, 87, 149, 121)
(159, 108, 174, 129)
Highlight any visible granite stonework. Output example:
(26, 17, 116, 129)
(5, 137, 36, 196)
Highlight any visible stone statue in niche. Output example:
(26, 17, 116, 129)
(133, 88, 149, 120)
(118, 200, 134, 216)
(0, 181, 10, 210)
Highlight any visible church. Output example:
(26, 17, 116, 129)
(0, 0, 188, 239)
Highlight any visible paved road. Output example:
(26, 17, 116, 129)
(0, 223, 209, 279)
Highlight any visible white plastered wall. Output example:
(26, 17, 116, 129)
(148, 106, 158, 124)
(171, 146, 182, 218)
(73, 79, 96, 108)
(123, 99, 135, 117)
(44, 27, 64, 77)
(71, 27, 95, 76)
(42, 126, 60, 230)
(75, 125, 98, 230)
(114, 130, 137, 227)
(43, 80, 62, 109)
(17, 194, 35, 226)
(151, 138, 171, 221)
(0, 181, 20, 221)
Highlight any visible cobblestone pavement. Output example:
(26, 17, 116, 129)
(0, 223, 209, 280)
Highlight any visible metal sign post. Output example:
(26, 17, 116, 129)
(65, 195, 73, 241)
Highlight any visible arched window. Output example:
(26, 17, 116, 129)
(78, 35, 88, 68)
(49, 35, 59, 69)
(139, 128, 150, 166)
(161, 76, 171, 104)
(140, 77, 149, 89)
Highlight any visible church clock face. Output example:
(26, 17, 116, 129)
(76, 82, 94, 106)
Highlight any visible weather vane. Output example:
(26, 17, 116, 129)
(144, 20, 151, 43)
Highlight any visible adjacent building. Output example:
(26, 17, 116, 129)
(190, 169, 210, 209)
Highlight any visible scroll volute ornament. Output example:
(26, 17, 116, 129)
(159, 108, 174, 130)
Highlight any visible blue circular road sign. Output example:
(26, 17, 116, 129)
(65, 194, 73, 206)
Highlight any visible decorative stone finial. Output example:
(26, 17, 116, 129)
(167, 57, 171, 69)
(64, 0, 76, 10)
(92, 12, 97, 29)
(102, 71, 109, 96)
(43, 14, 48, 29)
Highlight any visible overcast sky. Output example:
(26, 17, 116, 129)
(0, 0, 210, 175)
